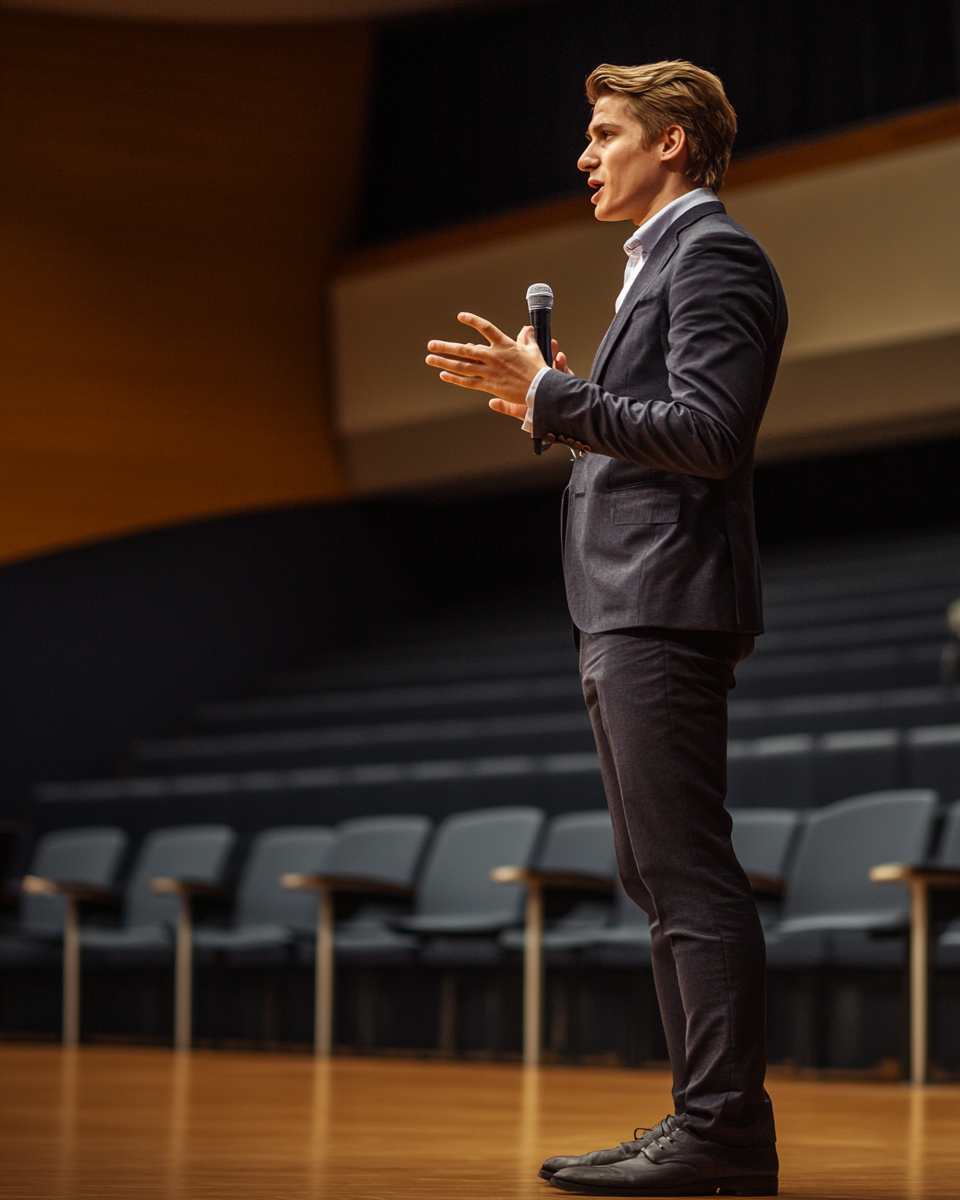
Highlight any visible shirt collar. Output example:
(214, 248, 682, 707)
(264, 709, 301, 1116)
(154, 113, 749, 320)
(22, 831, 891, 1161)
(624, 187, 717, 258)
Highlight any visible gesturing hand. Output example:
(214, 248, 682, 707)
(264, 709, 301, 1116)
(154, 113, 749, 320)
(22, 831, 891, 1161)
(426, 313, 571, 422)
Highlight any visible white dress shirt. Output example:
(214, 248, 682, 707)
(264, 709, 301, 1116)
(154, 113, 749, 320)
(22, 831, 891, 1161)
(521, 187, 717, 434)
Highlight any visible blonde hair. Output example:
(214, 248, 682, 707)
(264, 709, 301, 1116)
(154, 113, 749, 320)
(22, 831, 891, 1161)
(585, 60, 737, 192)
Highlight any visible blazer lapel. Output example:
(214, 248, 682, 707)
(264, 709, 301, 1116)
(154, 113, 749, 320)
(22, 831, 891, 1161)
(589, 201, 725, 383)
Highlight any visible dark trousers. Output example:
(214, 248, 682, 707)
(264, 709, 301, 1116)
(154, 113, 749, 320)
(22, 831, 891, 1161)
(579, 628, 775, 1148)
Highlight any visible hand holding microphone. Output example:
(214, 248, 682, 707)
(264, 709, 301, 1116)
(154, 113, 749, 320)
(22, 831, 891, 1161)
(425, 284, 570, 427)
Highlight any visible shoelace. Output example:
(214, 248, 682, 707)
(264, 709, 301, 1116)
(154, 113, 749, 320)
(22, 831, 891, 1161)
(633, 1115, 674, 1142)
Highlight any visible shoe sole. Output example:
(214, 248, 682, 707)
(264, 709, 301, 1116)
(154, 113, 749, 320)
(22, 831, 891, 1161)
(548, 1175, 778, 1196)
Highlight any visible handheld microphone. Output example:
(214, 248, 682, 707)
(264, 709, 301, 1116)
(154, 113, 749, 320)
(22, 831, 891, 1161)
(526, 283, 554, 456)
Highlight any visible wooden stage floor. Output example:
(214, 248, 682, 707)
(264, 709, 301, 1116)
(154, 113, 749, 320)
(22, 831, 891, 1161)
(1, 1046, 958, 1199)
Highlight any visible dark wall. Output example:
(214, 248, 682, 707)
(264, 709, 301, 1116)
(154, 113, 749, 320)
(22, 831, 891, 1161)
(0, 487, 567, 824)
(0, 505, 410, 824)
(753, 435, 960, 548)
(359, 0, 960, 243)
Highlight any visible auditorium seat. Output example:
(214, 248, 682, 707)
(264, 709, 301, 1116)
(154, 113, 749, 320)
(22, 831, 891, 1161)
(80, 825, 235, 961)
(301, 814, 434, 963)
(765, 790, 938, 969)
(498, 810, 618, 954)
(390, 807, 544, 1053)
(398, 807, 544, 942)
(192, 827, 335, 957)
(0, 827, 127, 967)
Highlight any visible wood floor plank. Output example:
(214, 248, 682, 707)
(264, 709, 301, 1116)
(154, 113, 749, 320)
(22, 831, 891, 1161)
(0, 1046, 957, 1198)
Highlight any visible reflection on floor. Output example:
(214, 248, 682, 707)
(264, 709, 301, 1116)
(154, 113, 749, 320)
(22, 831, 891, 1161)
(1, 1045, 958, 1198)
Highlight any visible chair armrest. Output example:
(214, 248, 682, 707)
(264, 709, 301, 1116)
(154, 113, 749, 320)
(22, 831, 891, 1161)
(150, 877, 232, 899)
(491, 866, 616, 893)
(280, 873, 415, 898)
(870, 863, 960, 888)
(22, 876, 121, 903)
(746, 873, 786, 898)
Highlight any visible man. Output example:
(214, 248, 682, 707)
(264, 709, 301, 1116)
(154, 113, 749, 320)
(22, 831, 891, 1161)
(426, 60, 786, 1197)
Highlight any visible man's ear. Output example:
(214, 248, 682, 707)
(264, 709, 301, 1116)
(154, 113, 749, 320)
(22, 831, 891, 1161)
(662, 124, 691, 170)
(660, 124, 687, 164)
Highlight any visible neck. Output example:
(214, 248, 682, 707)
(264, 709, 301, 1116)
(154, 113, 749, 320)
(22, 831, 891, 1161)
(632, 178, 697, 227)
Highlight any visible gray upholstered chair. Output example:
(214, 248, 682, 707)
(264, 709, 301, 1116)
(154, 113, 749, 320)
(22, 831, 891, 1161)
(765, 791, 938, 1075)
(3, 826, 127, 1044)
(80, 825, 235, 1048)
(495, 810, 616, 1065)
(766, 790, 938, 968)
(193, 826, 335, 954)
(393, 806, 545, 1055)
(281, 815, 431, 1055)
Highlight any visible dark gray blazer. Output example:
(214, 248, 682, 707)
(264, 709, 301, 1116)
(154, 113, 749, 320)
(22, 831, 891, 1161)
(533, 200, 787, 635)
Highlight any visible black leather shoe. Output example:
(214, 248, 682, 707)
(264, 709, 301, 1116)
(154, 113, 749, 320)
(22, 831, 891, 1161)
(540, 1115, 680, 1182)
(549, 1126, 778, 1196)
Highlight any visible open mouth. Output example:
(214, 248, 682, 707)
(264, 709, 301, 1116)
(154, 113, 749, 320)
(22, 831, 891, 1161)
(589, 181, 605, 202)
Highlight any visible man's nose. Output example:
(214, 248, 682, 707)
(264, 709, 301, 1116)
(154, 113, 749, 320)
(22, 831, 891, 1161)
(577, 150, 596, 172)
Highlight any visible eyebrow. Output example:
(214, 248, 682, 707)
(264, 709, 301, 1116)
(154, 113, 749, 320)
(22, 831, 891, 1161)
(586, 118, 623, 138)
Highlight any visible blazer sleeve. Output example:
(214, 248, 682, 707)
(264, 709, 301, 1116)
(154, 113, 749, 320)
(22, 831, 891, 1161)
(532, 229, 782, 479)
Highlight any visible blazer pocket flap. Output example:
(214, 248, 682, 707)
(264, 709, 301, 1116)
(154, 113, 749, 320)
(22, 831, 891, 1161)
(613, 483, 681, 524)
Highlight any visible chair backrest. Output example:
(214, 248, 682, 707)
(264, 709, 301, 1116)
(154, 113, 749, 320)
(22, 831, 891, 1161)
(729, 809, 800, 880)
(326, 815, 432, 886)
(234, 827, 335, 930)
(935, 799, 960, 867)
(21, 827, 127, 934)
(727, 736, 815, 808)
(537, 810, 616, 878)
(813, 729, 901, 807)
(783, 790, 938, 922)
(416, 807, 544, 922)
(125, 825, 235, 927)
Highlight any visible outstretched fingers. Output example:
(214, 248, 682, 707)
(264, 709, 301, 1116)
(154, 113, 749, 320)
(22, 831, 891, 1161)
(457, 312, 510, 345)
(425, 339, 490, 362)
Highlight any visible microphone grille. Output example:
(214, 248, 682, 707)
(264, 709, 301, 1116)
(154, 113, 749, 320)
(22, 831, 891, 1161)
(526, 282, 554, 310)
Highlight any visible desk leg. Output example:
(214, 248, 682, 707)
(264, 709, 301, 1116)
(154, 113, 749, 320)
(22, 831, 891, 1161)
(523, 883, 544, 1068)
(174, 894, 193, 1051)
(909, 880, 929, 1085)
(62, 897, 80, 1047)
(315, 887, 334, 1057)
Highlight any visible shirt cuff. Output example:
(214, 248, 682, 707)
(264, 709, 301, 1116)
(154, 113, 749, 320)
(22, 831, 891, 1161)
(521, 366, 550, 434)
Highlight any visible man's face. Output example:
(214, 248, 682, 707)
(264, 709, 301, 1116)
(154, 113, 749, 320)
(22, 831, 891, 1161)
(578, 93, 680, 225)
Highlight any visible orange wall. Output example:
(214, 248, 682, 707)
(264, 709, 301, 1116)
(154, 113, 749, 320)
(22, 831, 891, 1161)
(0, 10, 371, 564)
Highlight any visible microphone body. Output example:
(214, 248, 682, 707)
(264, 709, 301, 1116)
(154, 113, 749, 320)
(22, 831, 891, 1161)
(525, 283, 554, 456)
